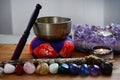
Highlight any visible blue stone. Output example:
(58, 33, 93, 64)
(58, 63, 69, 74)
(69, 64, 79, 75)
(79, 64, 89, 76)
(90, 65, 100, 76)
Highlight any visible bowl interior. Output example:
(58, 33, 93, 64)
(36, 16, 71, 24)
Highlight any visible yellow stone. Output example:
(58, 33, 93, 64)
(36, 63, 49, 75)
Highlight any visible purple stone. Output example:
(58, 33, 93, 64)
(90, 65, 100, 76)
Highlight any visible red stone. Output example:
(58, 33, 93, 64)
(15, 64, 24, 75)
(34, 43, 59, 58)
(59, 40, 74, 58)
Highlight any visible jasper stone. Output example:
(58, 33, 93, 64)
(36, 63, 49, 75)
(49, 63, 59, 74)
(100, 62, 112, 75)
(90, 65, 100, 76)
(15, 64, 24, 75)
(23, 61, 35, 74)
(58, 63, 69, 74)
(69, 63, 79, 75)
(79, 64, 89, 76)
(4, 63, 15, 74)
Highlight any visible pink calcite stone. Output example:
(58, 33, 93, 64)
(23, 61, 35, 74)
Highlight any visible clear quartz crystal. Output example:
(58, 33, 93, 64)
(4, 63, 15, 74)
(97, 30, 113, 37)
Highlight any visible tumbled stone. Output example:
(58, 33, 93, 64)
(100, 62, 112, 75)
(4, 63, 15, 74)
(90, 65, 100, 76)
(36, 63, 49, 75)
(23, 61, 35, 74)
(69, 63, 79, 75)
(0, 67, 4, 75)
(49, 63, 59, 74)
(15, 64, 24, 75)
(79, 64, 89, 76)
(58, 63, 69, 74)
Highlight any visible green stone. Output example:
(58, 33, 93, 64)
(49, 63, 59, 74)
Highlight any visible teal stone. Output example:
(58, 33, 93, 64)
(0, 67, 4, 75)
(58, 63, 69, 74)
(79, 64, 89, 76)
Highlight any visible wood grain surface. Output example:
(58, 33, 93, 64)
(0, 44, 120, 80)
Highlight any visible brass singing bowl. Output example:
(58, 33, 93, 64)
(33, 16, 71, 40)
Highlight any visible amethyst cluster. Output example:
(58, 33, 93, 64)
(72, 23, 120, 52)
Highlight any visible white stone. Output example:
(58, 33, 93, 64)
(4, 63, 15, 74)
(49, 63, 59, 74)
(0, 67, 4, 75)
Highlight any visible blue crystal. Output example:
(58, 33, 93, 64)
(69, 64, 79, 75)
(79, 64, 89, 76)
(90, 65, 100, 76)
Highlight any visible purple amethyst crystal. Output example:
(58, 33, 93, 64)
(89, 65, 100, 76)
(72, 23, 120, 52)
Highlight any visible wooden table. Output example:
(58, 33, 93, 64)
(0, 44, 120, 80)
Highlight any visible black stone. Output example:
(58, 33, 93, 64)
(100, 62, 113, 75)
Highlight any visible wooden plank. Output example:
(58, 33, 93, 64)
(0, 44, 120, 80)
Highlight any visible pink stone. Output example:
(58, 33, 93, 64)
(23, 61, 35, 74)
(4, 63, 15, 74)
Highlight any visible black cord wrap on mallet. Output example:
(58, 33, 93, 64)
(11, 4, 42, 60)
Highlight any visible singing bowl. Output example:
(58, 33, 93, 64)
(33, 16, 71, 40)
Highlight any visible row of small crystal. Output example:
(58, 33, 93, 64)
(0, 60, 112, 76)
